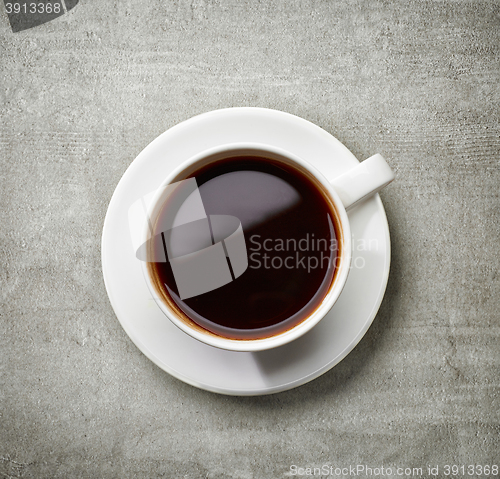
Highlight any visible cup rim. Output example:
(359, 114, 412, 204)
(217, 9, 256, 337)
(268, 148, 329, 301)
(140, 142, 352, 351)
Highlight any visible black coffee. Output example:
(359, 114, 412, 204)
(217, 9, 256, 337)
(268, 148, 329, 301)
(150, 156, 341, 340)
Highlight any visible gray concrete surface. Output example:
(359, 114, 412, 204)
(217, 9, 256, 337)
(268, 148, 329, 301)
(1, 1, 499, 478)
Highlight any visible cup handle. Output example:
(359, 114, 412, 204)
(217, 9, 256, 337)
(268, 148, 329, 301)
(330, 154, 394, 210)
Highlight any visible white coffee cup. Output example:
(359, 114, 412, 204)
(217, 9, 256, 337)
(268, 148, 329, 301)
(140, 143, 394, 352)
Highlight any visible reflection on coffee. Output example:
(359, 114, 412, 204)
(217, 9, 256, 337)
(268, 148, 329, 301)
(150, 156, 341, 340)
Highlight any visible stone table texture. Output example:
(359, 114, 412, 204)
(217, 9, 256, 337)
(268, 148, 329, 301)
(1, 0, 499, 478)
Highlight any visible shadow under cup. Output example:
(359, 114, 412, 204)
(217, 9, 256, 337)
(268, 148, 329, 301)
(143, 147, 347, 348)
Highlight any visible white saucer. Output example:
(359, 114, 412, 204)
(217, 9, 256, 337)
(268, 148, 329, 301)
(101, 108, 391, 396)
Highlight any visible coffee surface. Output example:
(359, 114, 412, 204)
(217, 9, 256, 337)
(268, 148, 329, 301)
(152, 156, 339, 339)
